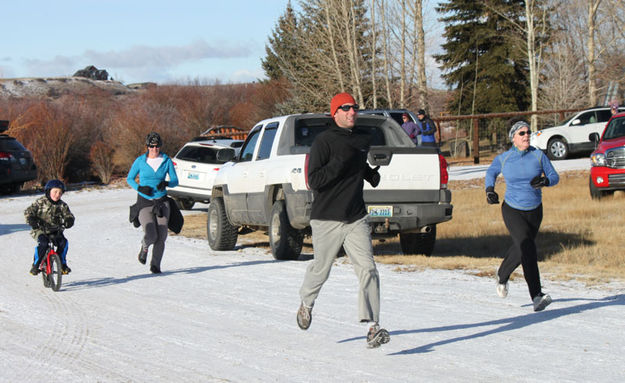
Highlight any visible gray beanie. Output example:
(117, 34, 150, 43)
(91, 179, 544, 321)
(509, 120, 530, 141)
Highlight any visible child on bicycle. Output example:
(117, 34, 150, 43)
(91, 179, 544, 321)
(24, 179, 75, 275)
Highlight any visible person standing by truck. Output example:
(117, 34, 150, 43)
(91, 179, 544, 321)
(417, 109, 437, 146)
(485, 119, 559, 312)
(296, 92, 390, 349)
(401, 112, 421, 145)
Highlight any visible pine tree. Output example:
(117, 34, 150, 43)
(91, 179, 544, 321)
(434, 0, 529, 115)
(261, 1, 299, 82)
(262, 0, 374, 114)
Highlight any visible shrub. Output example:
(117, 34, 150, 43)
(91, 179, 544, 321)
(89, 140, 115, 184)
(9, 101, 74, 182)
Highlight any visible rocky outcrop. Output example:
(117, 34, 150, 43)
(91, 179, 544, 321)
(73, 65, 109, 81)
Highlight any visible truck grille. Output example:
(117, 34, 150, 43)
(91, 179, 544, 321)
(608, 173, 625, 186)
(605, 147, 625, 169)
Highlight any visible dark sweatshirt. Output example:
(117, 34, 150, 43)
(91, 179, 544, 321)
(308, 123, 379, 222)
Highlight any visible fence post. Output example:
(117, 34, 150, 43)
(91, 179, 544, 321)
(473, 118, 479, 164)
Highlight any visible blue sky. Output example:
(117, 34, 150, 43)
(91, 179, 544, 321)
(1, 0, 291, 84)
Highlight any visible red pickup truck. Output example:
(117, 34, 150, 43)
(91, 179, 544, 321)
(589, 112, 625, 199)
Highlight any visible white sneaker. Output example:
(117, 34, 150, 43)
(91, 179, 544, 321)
(496, 281, 508, 298)
(297, 302, 312, 330)
(533, 294, 552, 312)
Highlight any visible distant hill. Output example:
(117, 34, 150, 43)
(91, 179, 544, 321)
(0, 77, 154, 99)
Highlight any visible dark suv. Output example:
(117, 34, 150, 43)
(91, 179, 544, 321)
(0, 120, 37, 194)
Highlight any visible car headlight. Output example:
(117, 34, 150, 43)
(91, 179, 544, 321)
(590, 152, 606, 167)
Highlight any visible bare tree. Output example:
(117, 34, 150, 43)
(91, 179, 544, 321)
(370, 0, 378, 108)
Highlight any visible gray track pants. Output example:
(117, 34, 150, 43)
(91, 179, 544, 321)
(138, 201, 170, 269)
(299, 216, 380, 323)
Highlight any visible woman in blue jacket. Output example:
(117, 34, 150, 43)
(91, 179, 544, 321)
(485, 119, 559, 312)
(127, 132, 179, 274)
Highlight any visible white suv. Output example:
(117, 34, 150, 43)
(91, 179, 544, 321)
(531, 107, 624, 160)
(167, 139, 243, 209)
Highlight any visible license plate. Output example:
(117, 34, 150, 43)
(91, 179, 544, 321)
(187, 172, 200, 180)
(367, 205, 393, 217)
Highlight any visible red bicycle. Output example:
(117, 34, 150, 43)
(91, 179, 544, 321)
(39, 230, 63, 291)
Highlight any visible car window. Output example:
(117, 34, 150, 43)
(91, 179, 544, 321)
(239, 127, 261, 162)
(293, 119, 330, 147)
(603, 117, 625, 140)
(0, 138, 27, 151)
(256, 124, 278, 161)
(576, 112, 594, 125)
(596, 110, 612, 122)
(388, 112, 406, 126)
(176, 146, 230, 164)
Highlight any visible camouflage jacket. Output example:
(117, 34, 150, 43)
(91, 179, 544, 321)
(24, 195, 75, 239)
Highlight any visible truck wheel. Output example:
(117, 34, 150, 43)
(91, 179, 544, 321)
(174, 198, 195, 210)
(206, 197, 238, 250)
(547, 138, 568, 160)
(400, 225, 437, 256)
(269, 200, 303, 260)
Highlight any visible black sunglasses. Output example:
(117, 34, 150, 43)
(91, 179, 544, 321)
(517, 130, 529, 136)
(338, 104, 359, 112)
(148, 145, 160, 148)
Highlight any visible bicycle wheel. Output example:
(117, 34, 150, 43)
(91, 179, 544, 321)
(47, 253, 63, 291)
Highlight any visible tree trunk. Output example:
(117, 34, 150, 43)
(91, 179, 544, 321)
(415, 0, 427, 109)
(587, 0, 601, 106)
(370, 0, 377, 108)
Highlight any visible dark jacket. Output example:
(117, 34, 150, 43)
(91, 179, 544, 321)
(307, 122, 379, 222)
(418, 117, 437, 143)
(129, 195, 184, 234)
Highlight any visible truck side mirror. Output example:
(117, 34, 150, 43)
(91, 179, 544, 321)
(589, 132, 600, 148)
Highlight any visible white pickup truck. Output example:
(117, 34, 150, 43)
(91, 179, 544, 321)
(207, 113, 453, 260)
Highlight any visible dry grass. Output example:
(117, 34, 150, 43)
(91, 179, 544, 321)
(176, 170, 625, 284)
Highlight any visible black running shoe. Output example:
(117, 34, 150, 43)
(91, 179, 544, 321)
(150, 265, 161, 274)
(30, 264, 40, 275)
(138, 247, 148, 265)
(62, 264, 72, 274)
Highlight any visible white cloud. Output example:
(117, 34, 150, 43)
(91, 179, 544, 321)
(19, 39, 254, 83)
(84, 39, 252, 69)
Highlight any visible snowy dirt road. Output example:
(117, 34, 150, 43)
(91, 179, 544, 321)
(1, 186, 624, 383)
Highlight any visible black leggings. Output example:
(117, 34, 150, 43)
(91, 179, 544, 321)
(498, 202, 543, 299)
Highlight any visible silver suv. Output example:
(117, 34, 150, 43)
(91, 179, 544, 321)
(167, 139, 243, 209)
(0, 120, 37, 194)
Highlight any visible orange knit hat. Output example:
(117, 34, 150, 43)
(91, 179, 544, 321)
(330, 92, 356, 116)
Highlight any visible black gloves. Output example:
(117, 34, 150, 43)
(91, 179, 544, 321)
(138, 185, 153, 196)
(27, 217, 41, 230)
(370, 166, 380, 187)
(64, 216, 74, 229)
(530, 175, 549, 189)
(157, 180, 169, 191)
(486, 186, 499, 204)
